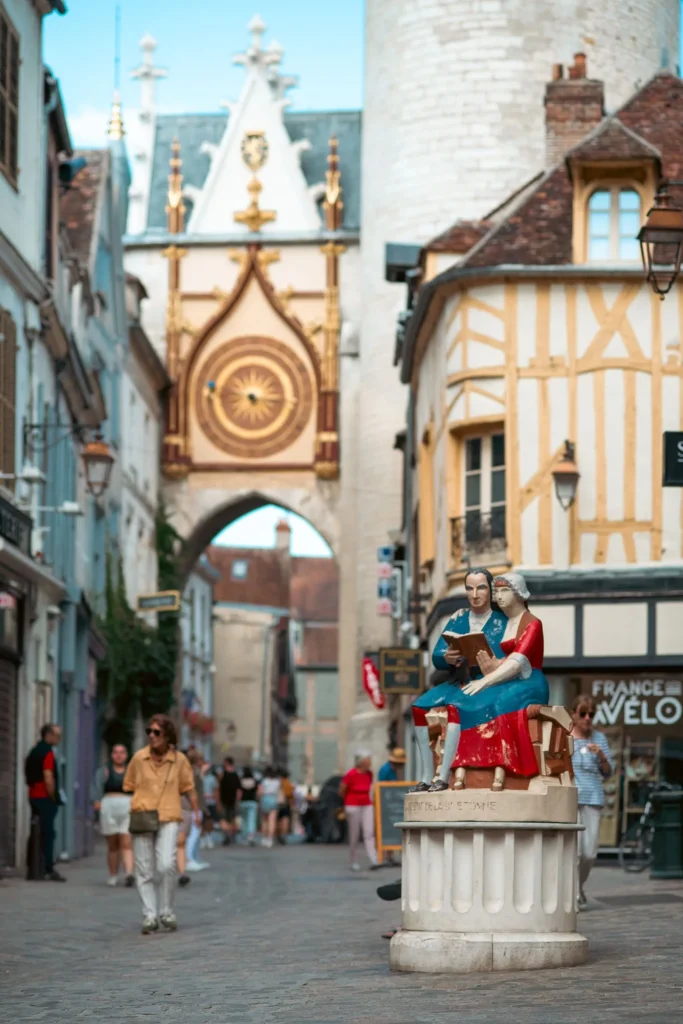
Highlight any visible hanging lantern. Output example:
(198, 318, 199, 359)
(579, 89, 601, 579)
(81, 434, 115, 498)
(638, 184, 683, 298)
(552, 441, 580, 511)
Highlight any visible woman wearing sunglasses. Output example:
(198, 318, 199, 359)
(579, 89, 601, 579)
(570, 695, 614, 908)
(123, 715, 200, 934)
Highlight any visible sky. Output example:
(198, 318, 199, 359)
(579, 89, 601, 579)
(43, 0, 364, 148)
(212, 505, 332, 558)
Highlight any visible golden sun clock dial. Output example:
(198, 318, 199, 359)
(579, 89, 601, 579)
(197, 337, 313, 459)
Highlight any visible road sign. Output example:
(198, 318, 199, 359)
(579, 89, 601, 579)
(377, 562, 393, 580)
(377, 579, 393, 599)
(137, 590, 181, 613)
(663, 432, 683, 486)
(377, 598, 393, 616)
(377, 545, 393, 562)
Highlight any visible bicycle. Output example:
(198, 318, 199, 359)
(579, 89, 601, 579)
(618, 780, 680, 873)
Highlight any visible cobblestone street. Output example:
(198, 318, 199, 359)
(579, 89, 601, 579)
(1, 842, 682, 1023)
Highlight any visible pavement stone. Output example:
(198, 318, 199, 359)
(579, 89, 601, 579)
(1, 841, 682, 1023)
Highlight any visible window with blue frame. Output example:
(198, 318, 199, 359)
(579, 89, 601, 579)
(587, 188, 641, 261)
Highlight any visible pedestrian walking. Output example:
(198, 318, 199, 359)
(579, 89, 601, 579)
(570, 694, 614, 908)
(25, 723, 66, 882)
(238, 765, 258, 844)
(91, 743, 134, 887)
(258, 766, 281, 848)
(277, 769, 294, 844)
(377, 747, 407, 782)
(123, 715, 199, 934)
(340, 753, 379, 872)
(185, 749, 210, 871)
(218, 756, 241, 846)
(201, 762, 219, 849)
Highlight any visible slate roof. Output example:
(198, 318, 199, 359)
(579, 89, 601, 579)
(426, 219, 493, 254)
(146, 110, 362, 233)
(60, 149, 109, 266)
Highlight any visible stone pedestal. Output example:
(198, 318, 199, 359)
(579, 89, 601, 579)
(389, 788, 587, 973)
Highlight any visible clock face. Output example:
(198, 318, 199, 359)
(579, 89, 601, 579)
(196, 336, 314, 459)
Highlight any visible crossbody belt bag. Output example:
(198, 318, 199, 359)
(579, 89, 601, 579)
(129, 759, 173, 834)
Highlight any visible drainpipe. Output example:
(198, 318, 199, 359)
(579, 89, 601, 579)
(259, 620, 273, 762)
(42, 73, 59, 279)
(403, 388, 415, 632)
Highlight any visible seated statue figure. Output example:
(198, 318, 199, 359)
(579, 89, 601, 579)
(451, 571, 550, 791)
(411, 568, 507, 792)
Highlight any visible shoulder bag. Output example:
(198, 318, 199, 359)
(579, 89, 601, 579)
(129, 759, 173, 834)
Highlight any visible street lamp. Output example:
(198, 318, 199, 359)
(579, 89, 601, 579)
(552, 440, 580, 511)
(638, 183, 683, 298)
(81, 434, 115, 498)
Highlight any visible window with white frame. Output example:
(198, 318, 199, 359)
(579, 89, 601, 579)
(464, 433, 505, 544)
(587, 188, 641, 261)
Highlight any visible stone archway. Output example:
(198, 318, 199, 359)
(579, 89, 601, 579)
(164, 477, 341, 581)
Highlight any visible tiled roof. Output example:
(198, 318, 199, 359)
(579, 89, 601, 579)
(146, 110, 362, 233)
(427, 219, 492, 254)
(207, 546, 338, 622)
(208, 546, 289, 608)
(60, 150, 109, 266)
(568, 119, 661, 165)
(463, 72, 682, 270)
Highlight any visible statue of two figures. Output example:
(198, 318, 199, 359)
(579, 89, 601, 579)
(412, 569, 573, 794)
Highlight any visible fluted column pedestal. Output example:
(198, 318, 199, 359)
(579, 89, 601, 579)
(389, 820, 587, 973)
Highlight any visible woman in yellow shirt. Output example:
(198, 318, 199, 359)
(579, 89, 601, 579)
(123, 715, 200, 934)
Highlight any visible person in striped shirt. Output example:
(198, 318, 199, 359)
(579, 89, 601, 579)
(570, 694, 614, 907)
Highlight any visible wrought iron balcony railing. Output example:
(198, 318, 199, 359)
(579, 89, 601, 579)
(450, 509, 507, 566)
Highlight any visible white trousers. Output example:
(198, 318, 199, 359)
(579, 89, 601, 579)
(578, 804, 602, 888)
(132, 821, 179, 921)
(346, 805, 377, 866)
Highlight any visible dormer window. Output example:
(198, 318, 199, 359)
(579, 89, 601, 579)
(588, 188, 641, 261)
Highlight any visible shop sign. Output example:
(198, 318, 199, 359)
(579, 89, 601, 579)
(379, 647, 424, 694)
(0, 494, 31, 556)
(663, 431, 683, 486)
(591, 677, 683, 733)
(362, 655, 385, 709)
(136, 590, 181, 612)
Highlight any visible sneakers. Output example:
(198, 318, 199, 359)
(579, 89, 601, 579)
(185, 860, 209, 872)
(578, 889, 588, 910)
(107, 876, 118, 887)
(124, 874, 135, 888)
(141, 917, 159, 935)
(44, 869, 66, 882)
(178, 874, 191, 888)
(160, 913, 177, 931)
(351, 862, 361, 872)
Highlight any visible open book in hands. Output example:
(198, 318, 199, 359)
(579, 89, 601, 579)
(442, 631, 494, 669)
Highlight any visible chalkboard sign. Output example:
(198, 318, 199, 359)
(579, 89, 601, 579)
(374, 781, 415, 854)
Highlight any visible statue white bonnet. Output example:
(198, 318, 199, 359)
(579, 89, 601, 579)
(493, 571, 530, 602)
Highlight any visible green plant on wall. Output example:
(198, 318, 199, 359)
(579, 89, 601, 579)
(97, 503, 182, 745)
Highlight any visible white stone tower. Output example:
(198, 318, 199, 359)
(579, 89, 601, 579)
(344, 0, 680, 758)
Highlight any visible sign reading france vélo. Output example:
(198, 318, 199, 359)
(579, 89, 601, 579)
(136, 590, 181, 613)
(591, 676, 683, 734)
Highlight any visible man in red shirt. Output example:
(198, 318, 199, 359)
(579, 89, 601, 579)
(25, 723, 65, 881)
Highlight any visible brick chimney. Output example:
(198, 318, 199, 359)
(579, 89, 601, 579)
(275, 517, 291, 555)
(544, 54, 604, 166)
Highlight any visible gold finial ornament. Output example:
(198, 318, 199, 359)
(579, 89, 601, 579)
(107, 91, 125, 140)
(323, 135, 343, 232)
(234, 131, 276, 233)
(241, 130, 269, 173)
(166, 138, 186, 232)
